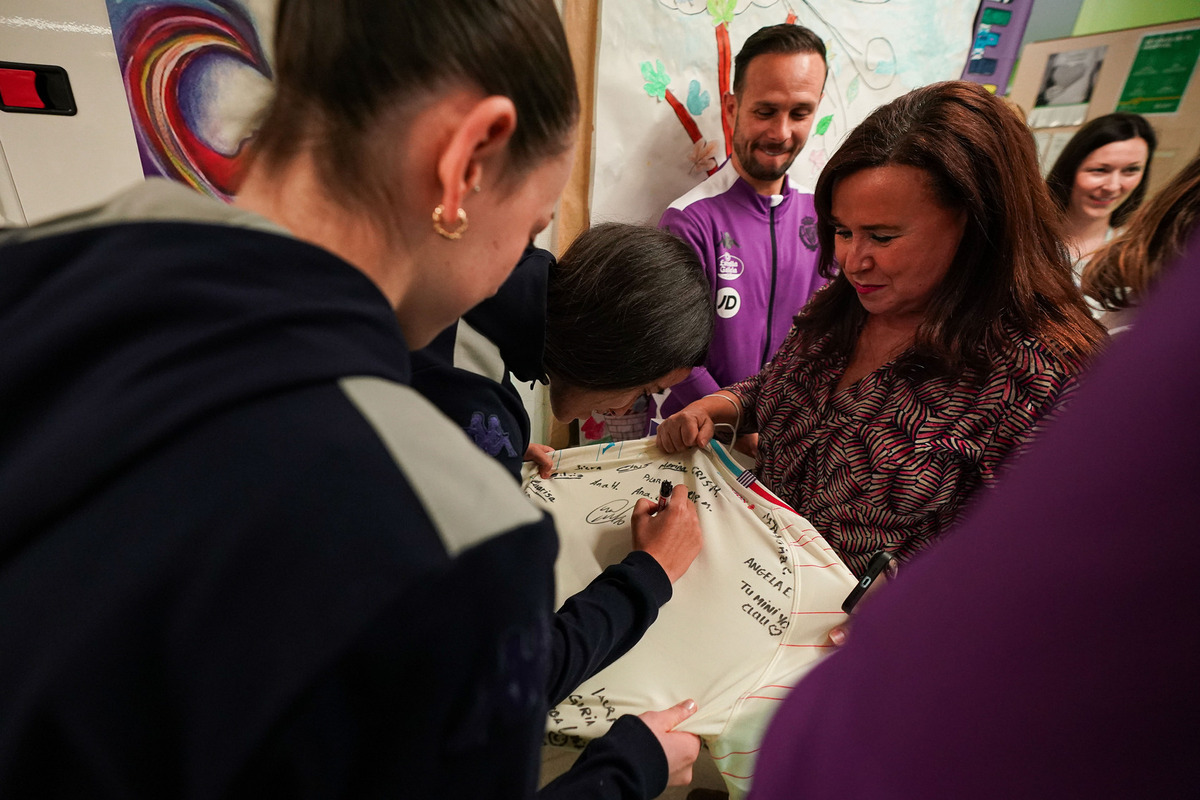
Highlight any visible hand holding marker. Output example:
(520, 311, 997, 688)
(632, 477, 700, 584)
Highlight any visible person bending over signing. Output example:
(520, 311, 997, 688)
(413, 223, 712, 480)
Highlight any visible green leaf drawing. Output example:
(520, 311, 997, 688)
(707, 0, 736, 26)
(815, 114, 833, 136)
(641, 59, 670, 99)
(848, 75, 860, 103)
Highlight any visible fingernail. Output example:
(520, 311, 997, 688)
(829, 628, 846, 647)
(684, 699, 697, 713)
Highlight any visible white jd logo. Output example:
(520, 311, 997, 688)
(715, 287, 741, 319)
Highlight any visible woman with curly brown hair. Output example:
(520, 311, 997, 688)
(659, 80, 1106, 575)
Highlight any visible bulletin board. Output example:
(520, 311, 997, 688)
(1008, 18, 1200, 194)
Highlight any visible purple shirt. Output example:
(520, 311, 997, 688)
(748, 236, 1200, 798)
(658, 160, 824, 416)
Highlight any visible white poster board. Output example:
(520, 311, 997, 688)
(592, 0, 979, 225)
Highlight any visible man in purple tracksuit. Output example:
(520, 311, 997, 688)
(657, 24, 828, 435)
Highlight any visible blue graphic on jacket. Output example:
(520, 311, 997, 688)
(467, 412, 518, 457)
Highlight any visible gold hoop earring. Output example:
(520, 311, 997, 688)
(432, 204, 468, 240)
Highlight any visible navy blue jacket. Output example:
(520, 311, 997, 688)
(411, 246, 551, 480)
(0, 182, 668, 799)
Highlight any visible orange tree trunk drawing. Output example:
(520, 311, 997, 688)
(716, 21, 732, 158)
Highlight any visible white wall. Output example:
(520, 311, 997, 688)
(0, 0, 143, 225)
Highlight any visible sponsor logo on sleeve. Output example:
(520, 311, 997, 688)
(715, 287, 741, 319)
(717, 251, 744, 280)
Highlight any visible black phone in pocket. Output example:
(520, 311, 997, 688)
(841, 550, 895, 614)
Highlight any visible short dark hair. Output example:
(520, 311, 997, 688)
(544, 223, 713, 391)
(1046, 113, 1158, 228)
(732, 23, 827, 96)
(251, 0, 578, 207)
(1084, 148, 1200, 311)
(802, 80, 1105, 373)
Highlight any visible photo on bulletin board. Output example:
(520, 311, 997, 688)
(104, 0, 277, 201)
(1034, 46, 1106, 107)
(1029, 45, 1106, 128)
(1116, 29, 1200, 115)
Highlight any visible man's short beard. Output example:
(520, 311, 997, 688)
(743, 157, 793, 183)
(734, 148, 801, 183)
(735, 140, 800, 183)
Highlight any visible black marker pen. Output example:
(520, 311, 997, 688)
(657, 480, 672, 512)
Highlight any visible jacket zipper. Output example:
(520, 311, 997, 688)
(761, 203, 779, 368)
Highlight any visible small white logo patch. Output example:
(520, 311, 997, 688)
(717, 251, 744, 280)
(715, 287, 741, 319)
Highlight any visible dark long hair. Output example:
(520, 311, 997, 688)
(1046, 113, 1157, 228)
(251, 0, 578, 207)
(1084, 148, 1200, 311)
(799, 80, 1104, 374)
(544, 223, 713, 391)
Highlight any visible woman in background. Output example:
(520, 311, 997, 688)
(1082, 148, 1200, 335)
(413, 222, 713, 479)
(1046, 112, 1157, 277)
(659, 81, 1105, 576)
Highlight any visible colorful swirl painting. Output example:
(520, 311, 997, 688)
(105, 0, 273, 200)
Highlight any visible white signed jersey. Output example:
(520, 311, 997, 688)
(524, 439, 856, 799)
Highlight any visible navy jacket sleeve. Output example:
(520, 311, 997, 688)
(538, 716, 669, 800)
(537, 551, 674, 800)
(410, 351, 530, 480)
(547, 550, 673, 706)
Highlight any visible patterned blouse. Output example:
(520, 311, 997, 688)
(726, 326, 1081, 576)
